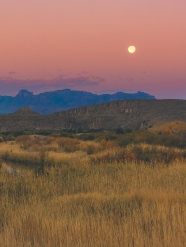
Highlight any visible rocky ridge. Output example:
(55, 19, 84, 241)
(0, 99, 185, 131)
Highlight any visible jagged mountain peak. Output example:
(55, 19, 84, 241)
(16, 89, 34, 98)
(0, 89, 156, 114)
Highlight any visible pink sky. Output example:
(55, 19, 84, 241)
(0, 0, 186, 99)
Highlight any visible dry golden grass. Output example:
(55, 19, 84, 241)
(0, 137, 185, 246)
(0, 159, 186, 246)
(16, 135, 104, 154)
(149, 121, 186, 134)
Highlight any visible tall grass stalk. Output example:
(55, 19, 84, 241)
(0, 160, 185, 246)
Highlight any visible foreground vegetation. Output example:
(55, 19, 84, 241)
(0, 126, 186, 246)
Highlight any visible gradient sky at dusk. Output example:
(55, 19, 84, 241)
(0, 0, 186, 98)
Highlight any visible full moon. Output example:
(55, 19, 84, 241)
(128, 46, 136, 53)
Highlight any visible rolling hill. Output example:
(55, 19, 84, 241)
(0, 99, 185, 132)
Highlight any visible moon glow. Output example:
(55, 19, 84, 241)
(128, 46, 136, 53)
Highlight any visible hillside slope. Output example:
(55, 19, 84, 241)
(149, 121, 186, 133)
(0, 99, 185, 131)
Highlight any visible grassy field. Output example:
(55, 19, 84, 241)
(0, 132, 185, 246)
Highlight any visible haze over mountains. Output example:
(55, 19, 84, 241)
(0, 89, 156, 114)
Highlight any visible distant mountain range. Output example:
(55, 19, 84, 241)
(0, 89, 156, 114)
